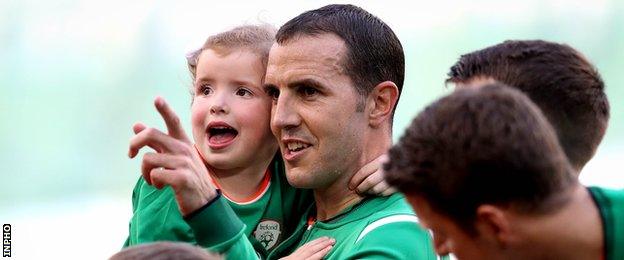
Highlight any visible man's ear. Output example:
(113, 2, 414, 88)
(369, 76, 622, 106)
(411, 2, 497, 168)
(474, 205, 514, 248)
(366, 81, 399, 127)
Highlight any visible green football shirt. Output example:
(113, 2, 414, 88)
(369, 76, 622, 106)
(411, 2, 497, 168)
(270, 193, 441, 259)
(185, 193, 443, 259)
(124, 155, 312, 257)
(588, 186, 624, 260)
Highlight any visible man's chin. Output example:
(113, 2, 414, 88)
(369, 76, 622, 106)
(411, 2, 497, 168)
(285, 168, 315, 188)
(285, 168, 337, 190)
(285, 174, 304, 188)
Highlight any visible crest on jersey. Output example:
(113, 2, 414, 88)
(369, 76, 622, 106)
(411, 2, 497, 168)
(253, 219, 281, 250)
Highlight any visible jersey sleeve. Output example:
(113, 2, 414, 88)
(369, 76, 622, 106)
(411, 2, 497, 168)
(185, 193, 261, 259)
(125, 177, 198, 246)
(589, 187, 624, 260)
(345, 218, 439, 260)
(123, 177, 143, 248)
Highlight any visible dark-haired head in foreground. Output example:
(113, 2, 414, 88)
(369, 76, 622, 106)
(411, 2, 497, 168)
(110, 242, 222, 260)
(447, 40, 609, 173)
(385, 83, 620, 259)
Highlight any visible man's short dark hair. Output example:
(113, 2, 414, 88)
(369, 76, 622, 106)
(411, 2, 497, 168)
(385, 83, 576, 234)
(276, 4, 404, 113)
(446, 40, 609, 171)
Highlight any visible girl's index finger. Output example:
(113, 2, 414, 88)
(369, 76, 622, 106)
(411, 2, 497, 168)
(154, 96, 191, 143)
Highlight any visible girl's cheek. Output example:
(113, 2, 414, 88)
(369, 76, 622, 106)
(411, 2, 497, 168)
(190, 105, 208, 129)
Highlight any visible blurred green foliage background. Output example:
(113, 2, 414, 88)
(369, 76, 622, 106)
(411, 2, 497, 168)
(0, 0, 622, 258)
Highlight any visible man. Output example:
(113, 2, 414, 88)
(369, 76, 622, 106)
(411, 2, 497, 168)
(435, 40, 611, 257)
(446, 40, 610, 173)
(385, 83, 624, 260)
(262, 4, 438, 259)
(127, 4, 439, 260)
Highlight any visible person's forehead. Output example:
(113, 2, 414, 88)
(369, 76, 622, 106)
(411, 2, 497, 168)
(195, 49, 264, 82)
(273, 33, 346, 58)
(265, 34, 347, 80)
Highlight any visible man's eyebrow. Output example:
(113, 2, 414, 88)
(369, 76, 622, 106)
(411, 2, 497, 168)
(288, 78, 327, 91)
(263, 83, 278, 92)
(263, 78, 328, 93)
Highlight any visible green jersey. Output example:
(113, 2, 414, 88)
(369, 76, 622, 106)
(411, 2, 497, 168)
(588, 186, 624, 260)
(186, 193, 442, 259)
(275, 193, 440, 259)
(124, 155, 312, 257)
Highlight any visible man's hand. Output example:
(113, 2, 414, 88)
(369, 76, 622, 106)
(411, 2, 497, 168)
(128, 96, 218, 216)
(349, 154, 397, 196)
(280, 237, 335, 260)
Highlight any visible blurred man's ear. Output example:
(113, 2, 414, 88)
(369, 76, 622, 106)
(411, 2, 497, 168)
(367, 81, 399, 127)
(474, 205, 515, 248)
(432, 232, 451, 256)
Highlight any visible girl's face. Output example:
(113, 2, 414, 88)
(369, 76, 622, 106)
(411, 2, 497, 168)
(191, 48, 277, 170)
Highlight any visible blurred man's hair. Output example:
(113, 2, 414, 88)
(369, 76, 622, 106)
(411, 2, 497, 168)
(447, 40, 609, 172)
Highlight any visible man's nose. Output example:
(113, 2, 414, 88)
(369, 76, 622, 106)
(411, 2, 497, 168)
(271, 93, 300, 131)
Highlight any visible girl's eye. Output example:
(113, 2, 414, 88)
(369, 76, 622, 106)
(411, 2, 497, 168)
(199, 85, 213, 96)
(236, 88, 253, 97)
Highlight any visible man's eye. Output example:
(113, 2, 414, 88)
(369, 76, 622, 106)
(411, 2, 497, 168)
(265, 87, 279, 100)
(200, 85, 213, 96)
(300, 86, 318, 97)
(236, 88, 253, 97)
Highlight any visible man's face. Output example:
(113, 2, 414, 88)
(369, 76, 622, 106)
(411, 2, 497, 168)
(407, 196, 496, 260)
(264, 34, 367, 189)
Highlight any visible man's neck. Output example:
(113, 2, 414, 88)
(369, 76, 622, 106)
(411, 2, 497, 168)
(313, 129, 392, 221)
(517, 184, 603, 259)
(313, 176, 363, 221)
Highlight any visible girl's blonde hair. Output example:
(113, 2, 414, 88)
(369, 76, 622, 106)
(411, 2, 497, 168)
(186, 24, 277, 81)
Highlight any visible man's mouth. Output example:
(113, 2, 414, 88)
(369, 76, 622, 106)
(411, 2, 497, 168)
(283, 139, 312, 161)
(286, 141, 311, 152)
(207, 122, 238, 149)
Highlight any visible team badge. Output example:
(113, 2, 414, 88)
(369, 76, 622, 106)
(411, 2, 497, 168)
(253, 219, 281, 250)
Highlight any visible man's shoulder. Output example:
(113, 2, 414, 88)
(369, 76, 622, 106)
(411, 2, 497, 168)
(588, 186, 624, 215)
(589, 186, 624, 199)
(356, 214, 424, 240)
(365, 193, 416, 218)
(589, 186, 624, 260)
(352, 194, 429, 243)
(341, 195, 437, 259)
